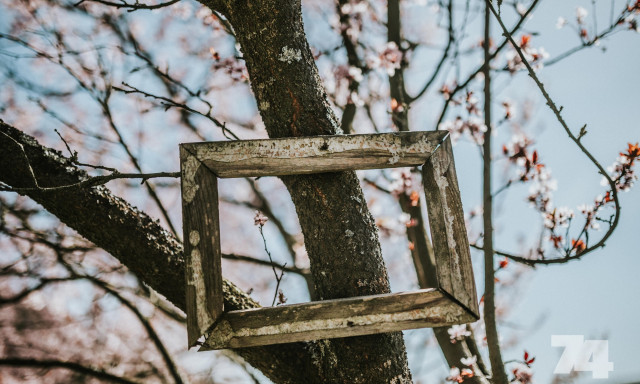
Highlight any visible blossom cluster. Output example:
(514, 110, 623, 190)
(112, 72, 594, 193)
(331, 65, 364, 106)
(447, 324, 471, 343)
(254, 211, 268, 227)
(605, 142, 640, 191)
(445, 355, 476, 383)
(505, 34, 549, 73)
(509, 351, 535, 384)
(439, 91, 487, 145)
(502, 132, 639, 255)
(367, 42, 403, 77)
(389, 168, 414, 195)
(333, 0, 368, 42)
(502, 133, 543, 182)
(446, 366, 474, 383)
(557, 3, 640, 42)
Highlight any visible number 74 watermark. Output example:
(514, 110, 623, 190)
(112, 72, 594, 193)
(552, 335, 614, 379)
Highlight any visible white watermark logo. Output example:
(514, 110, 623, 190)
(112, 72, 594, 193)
(552, 335, 614, 379)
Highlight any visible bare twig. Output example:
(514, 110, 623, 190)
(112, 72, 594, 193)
(99, 93, 179, 236)
(1, 131, 171, 195)
(407, 0, 454, 103)
(115, 83, 240, 140)
(545, 5, 631, 67)
(257, 224, 285, 306)
(0, 170, 180, 193)
(75, 0, 181, 12)
(223, 252, 309, 276)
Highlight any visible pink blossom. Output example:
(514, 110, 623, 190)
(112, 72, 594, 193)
(543, 207, 574, 229)
(439, 116, 487, 145)
(254, 211, 268, 226)
(446, 366, 474, 383)
(512, 363, 533, 384)
(505, 35, 549, 73)
(378, 42, 402, 76)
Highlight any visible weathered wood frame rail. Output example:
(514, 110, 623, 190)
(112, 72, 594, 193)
(180, 131, 479, 350)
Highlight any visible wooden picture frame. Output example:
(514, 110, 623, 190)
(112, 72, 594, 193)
(180, 131, 479, 350)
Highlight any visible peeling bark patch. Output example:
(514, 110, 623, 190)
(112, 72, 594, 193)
(259, 101, 270, 110)
(182, 155, 201, 203)
(278, 46, 302, 64)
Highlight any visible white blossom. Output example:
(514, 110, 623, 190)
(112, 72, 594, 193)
(556, 16, 567, 29)
(448, 324, 471, 341)
(461, 355, 477, 366)
(576, 7, 588, 24)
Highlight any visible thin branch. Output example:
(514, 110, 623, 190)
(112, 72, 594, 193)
(99, 94, 179, 236)
(545, 6, 630, 67)
(0, 277, 77, 306)
(223, 253, 309, 276)
(75, 0, 181, 12)
(0, 358, 141, 384)
(407, 0, 454, 103)
(246, 179, 299, 260)
(115, 83, 240, 140)
(1, 131, 41, 189)
(470, 243, 537, 267)
(0, 123, 180, 193)
(257, 225, 285, 307)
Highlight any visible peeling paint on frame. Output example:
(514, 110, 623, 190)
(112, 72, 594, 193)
(182, 154, 201, 203)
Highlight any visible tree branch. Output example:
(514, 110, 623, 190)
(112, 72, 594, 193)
(0, 357, 141, 384)
(0, 119, 342, 384)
